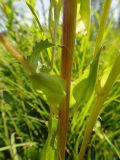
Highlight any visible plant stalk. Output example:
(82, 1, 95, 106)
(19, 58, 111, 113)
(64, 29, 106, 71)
(0, 33, 35, 74)
(78, 95, 105, 160)
(78, 53, 120, 160)
(78, 1, 112, 159)
(58, 0, 77, 159)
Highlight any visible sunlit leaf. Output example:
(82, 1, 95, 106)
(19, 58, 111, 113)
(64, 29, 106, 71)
(40, 117, 58, 160)
(2, 3, 12, 16)
(30, 72, 65, 105)
(79, 0, 91, 32)
(25, 0, 43, 32)
(100, 67, 111, 88)
(73, 49, 101, 106)
(94, 0, 112, 57)
(29, 39, 55, 68)
(1, 2, 14, 28)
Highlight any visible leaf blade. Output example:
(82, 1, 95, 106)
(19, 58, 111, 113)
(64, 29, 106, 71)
(73, 49, 101, 106)
(25, 0, 43, 32)
(79, 0, 91, 32)
(30, 72, 65, 105)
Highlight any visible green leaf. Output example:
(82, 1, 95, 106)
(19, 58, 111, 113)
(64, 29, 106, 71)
(79, 0, 91, 32)
(1, 2, 14, 28)
(100, 67, 111, 88)
(30, 72, 65, 105)
(73, 49, 101, 106)
(25, 0, 43, 32)
(103, 53, 120, 95)
(94, 0, 112, 57)
(2, 3, 12, 17)
(29, 39, 55, 68)
(70, 67, 90, 108)
(40, 117, 58, 160)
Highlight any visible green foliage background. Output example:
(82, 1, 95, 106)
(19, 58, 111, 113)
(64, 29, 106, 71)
(0, 0, 120, 159)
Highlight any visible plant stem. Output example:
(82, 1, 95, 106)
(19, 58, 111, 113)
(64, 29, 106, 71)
(78, 53, 120, 160)
(78, 1, 112, 159)
(0, 33, 35, 74)
(58, 0, 77, 159)
(49, 0, 62, 69)
(78, 95, 105, 160)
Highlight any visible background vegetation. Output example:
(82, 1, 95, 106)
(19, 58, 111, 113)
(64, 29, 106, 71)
(0, 0, 120, 159)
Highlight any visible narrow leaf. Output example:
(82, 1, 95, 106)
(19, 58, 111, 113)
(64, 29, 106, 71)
(94, 0, 112, 57)
(25, 0, 43, 32)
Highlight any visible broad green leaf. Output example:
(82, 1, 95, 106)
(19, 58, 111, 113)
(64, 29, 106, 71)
(25, 0, 43, 32)
(29, 39, 55, 68)
(100, 67, 111, 88)
(30, 72, 65, 105)
(103, 53, 120, 95)
(33, 39, 55, 51)
(73, 49, 101, 106)
(70, 67, 90, 108)
(40, 117, 58, 160)
(79, 0, 91, 32)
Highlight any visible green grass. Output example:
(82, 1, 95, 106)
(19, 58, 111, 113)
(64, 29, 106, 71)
(0, 0, 120, 160)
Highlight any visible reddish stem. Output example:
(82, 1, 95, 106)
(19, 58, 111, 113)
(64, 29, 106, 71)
(58, 0, 77, 159)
